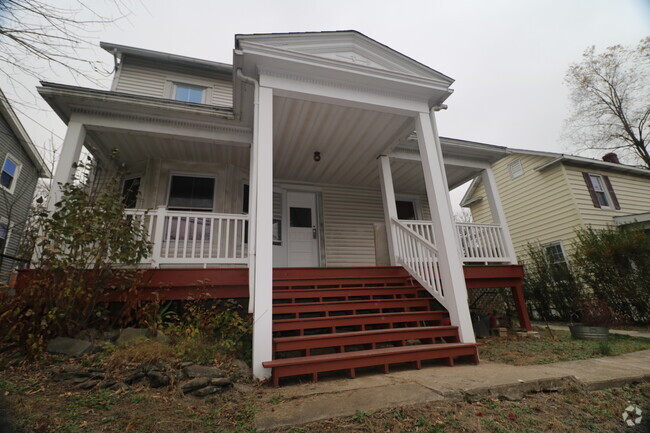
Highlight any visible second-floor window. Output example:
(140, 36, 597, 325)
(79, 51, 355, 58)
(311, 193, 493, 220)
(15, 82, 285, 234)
(583, 172, 620, 210)
(173, 83, 206, 104)
(1, 154, 20, 193)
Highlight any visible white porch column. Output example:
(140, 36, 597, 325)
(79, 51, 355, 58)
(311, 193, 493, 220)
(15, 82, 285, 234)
(415, 111, 475, 344)
(378, 155, 398, 265)
(480, 168, 517, 264)
(47, 118, 86, 211)
(252, 86, 274, 380)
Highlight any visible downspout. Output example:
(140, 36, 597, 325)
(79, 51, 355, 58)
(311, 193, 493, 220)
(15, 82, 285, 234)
(237, 68, 259, 314)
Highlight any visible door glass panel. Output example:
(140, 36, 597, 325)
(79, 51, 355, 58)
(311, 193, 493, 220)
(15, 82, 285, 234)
(290, 207, 312, 228)
(396, 200, 417, 220)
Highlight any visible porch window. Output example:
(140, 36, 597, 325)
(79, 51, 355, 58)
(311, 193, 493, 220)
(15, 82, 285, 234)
(396, 200, 417, 220)
(122, 177, 141, 209)
(168, 175, 215, 211)
(173, 83, 206, 104)
(0, 222, 7, 253)
(1, 154, 20, 193)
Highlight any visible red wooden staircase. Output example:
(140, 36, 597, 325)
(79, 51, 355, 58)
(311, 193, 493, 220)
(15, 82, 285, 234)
(263, 266, 479, 386)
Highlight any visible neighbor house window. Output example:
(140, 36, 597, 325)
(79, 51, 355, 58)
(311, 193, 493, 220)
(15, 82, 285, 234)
(122, 177, 141, 209)
(543, 241, 567, 265)
(167, 175, 215, 211)
(1, 154, 20, 193)
(582, 172, 620, 210)
(508, 159, 524, 179)
(173, 83, 206, 104)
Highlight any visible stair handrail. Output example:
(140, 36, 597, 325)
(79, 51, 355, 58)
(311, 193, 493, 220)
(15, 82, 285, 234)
(391, 218, 447, 309)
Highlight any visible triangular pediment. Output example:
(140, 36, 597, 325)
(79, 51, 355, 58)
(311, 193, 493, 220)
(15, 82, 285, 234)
(236, 31, 453, 85)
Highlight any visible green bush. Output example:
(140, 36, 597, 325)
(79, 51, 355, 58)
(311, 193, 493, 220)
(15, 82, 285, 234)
(572, 227, 650, 325)
(0, 165, 151, 356)
(524, 227, 650, 325)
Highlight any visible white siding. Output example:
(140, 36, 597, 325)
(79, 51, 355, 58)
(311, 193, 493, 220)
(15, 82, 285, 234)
(114, 56, 233, 107)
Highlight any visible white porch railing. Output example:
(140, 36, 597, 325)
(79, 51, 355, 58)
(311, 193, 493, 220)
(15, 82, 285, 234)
(399, 220, 511, 263)
(125, 207, 248, 266)
(391, 218, 446, 307)
(455, 222, 510, 263)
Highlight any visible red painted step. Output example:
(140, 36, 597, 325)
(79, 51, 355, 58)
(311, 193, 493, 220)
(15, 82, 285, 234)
(273, 326, 460, 355)
(267, 266, 478, 386)
(264, 343, 479, 387)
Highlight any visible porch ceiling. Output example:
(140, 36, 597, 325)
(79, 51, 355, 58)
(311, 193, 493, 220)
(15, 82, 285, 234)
(86, 129, 250, 167)
(273, 96, 413, 188)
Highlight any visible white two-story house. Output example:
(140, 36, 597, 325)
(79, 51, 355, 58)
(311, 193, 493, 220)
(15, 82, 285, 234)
(37, 31, 528, 384)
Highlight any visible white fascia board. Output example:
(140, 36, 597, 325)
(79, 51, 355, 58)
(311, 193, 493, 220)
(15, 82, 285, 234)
(0, 89, 50, 177)
(533, 154, 650, 177)
(613, 212, 650, 226)
(459, 177, 482, 207)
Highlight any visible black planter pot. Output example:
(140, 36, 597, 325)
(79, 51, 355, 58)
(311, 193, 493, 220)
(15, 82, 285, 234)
(569, 324, 610, 340)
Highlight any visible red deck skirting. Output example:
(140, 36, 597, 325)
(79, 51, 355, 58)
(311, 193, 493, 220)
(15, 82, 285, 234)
(12, 264, 531, 330)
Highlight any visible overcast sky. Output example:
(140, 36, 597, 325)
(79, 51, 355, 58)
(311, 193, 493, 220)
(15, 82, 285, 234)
(4, 0, 650, 205)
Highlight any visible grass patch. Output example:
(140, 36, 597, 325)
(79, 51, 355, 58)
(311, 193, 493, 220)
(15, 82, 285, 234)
(478, 327, 650, 365)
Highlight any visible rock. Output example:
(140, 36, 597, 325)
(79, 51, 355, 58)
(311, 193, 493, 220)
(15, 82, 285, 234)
(99, 379, 117, 389)
(46, 337, 93, 357)
(103, 330, 120, 342)
(125, 371, 146, 385)
(179, 361, 194, 368)
(147, 371, 170, 388)
(76, 379, 100, 390)
(232, 359, 251, 374)
(233, 383, 254, 394)
(209, 378, 231, 387)
(115, 328, 150, 345)
(182, 365, 225, 379)
(75, 328, 103, 342)
(155, 330, 170, 344)
(182, 377, 211, 393)
(191, 386, 224, 397)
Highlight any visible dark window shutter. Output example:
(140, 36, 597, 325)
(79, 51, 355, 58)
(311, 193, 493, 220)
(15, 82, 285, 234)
(582, 172, 601, 208)
(603, 175, 621, 210)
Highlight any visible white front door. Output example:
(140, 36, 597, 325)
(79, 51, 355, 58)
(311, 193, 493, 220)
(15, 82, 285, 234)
(287, 191, 319, 267)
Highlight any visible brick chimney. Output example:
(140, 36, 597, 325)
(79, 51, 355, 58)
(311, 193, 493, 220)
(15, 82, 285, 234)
(602, 152, 620, 164)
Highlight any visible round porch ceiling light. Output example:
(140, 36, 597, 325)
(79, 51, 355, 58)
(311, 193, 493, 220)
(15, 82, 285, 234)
(313, 151, 321, 162)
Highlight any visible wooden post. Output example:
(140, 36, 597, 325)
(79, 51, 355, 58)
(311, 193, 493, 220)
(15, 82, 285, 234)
(415, 111, 475, 344)
(252, 86, 274, 380)
(511, 281, 532, 331)
(480, 168, 517, 264)
(47, 117, 86, 212)
(378, 155, 398, 265)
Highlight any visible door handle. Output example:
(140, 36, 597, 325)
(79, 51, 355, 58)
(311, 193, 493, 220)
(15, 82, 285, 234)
(312, 227, 317, 239)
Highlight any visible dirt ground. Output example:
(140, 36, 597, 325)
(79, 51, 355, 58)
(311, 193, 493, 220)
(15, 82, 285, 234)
(0, 354, 648, 433)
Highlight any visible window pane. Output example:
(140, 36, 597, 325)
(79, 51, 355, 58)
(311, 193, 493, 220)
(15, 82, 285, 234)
(174, 85, 204, 103)
(0, 223, 7, 239)
(3, 158, 16, 176)
(0, 172, 12, 189)
(396, 200, 417, 220)
(168, 176, 215, 210)
(290, 207, 311, 228)
(187, 88, 204, 103)
(590, 175, 604, 192)
(122, 177, 141, 209)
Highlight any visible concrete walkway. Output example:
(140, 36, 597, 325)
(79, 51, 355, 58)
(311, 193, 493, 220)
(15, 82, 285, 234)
(255, 349, 650, 431)
(541, 323, 650, 339)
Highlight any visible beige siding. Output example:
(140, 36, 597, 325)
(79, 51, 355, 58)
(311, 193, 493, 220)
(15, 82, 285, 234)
(467, 154, 583, 261)
(565, 166, 650, 230)
(321, 184, 385, 266)
(114, 56, 233, 106)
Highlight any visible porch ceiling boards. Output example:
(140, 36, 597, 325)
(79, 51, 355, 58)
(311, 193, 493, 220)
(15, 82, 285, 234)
(273, 96, 412, 189)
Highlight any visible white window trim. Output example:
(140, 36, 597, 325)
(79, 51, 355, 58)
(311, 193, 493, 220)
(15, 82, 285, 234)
(587, 173, 613, 209)
(164, 77, 213, 104)
(0, 153, 22, 194)
(508, 159, 524, 179)
(395, 194, 423, 220)
(166, 172, 218, 212)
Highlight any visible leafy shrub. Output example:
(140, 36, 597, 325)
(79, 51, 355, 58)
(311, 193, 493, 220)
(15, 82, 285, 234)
(523, 242, 584, 322)
(0, 165, 151, 356)
(572, 227, 650, 325)
(163, 300, 252, 364)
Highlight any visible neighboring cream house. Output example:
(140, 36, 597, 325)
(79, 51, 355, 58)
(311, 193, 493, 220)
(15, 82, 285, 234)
(461, 149, 650, 265)
(38, 31, 527, 381)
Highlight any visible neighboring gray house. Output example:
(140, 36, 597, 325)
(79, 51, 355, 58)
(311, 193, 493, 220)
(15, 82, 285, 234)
(0, 89, 50, 277)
